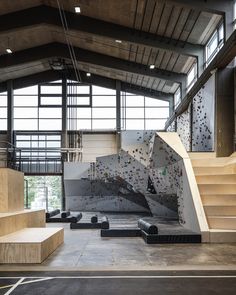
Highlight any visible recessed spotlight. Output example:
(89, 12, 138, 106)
(86, 72, 91, 77)
(115, 40, 122, 43)
(75, 6, 81, 13)
(6, 48, 12, 54)
(149, 64, 155, 69)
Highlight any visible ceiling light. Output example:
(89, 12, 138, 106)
(75, 6, 81, 13)
(6, 48, 12, 54)
(115, 40, 122, 43)
(149, 64, 155, 69)
(86, 72, 91, 77)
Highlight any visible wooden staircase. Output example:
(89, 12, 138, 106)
(190, 153, 236, 242)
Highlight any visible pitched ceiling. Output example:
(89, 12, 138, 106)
(0, 0, 222, 95)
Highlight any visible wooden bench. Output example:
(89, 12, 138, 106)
(0, 227, 64, 263)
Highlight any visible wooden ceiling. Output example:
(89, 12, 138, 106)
(0, 0, 222, 96)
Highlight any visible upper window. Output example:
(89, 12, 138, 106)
(187, 64, 197, 92)
(174, 88, 181, 109)
(205, 23, 224, 67)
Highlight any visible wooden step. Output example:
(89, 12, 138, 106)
(209, 229, 236, 243)
(0, 227, 64, 263)
(198, 184, 236, 195)
(208, 216, 236, 230)
(0, 209, 45, 236)
(201, 194, 236, 206)
(188, 152, 216, 159)
(193, 166, 234, 175)
(191, 158, 229, 167)
(204, 205, 236, 216)
(196, 174, 236, 184)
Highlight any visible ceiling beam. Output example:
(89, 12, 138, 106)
(0, 5, 203, 58)
(164, 0, 234, 39)
(0, 70, 172, 102)
(0, 42, 186, 84)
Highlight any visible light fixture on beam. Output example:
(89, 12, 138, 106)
(149, 64, 155, 69)
(86, 72, 91, 77)
(6, 48, 12, 54)
(6, 37, 12, 54)
(115, 40, 122, 43)
(75, 6, 81, 13)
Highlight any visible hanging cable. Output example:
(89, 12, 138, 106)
(56, 0, 82, 82)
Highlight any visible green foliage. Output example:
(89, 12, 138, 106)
(24, 176, 61, 209)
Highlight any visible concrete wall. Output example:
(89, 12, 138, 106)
(216, 67, 234, 156)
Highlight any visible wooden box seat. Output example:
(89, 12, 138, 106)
(0, 227, 64, 263)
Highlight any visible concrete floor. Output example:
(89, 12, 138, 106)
(0, 213, 236, 272)
(1, 276, 236, 295)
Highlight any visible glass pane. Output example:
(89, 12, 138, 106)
(92, 86, 116, 95)
(39, 108, 62, 118)
(0, 119, 7, 130)
(41, 85, 62, 94)
(207, 32, 218, 58)
(0, 108, 7, 118)
(76, 108, 91, 119)
(93, 96, 116, 107)
(67, 96, 90, 106)
(14, 96, 38, 106)
(92, 108, 116, 119)
(145, 119, 166, 130)
(14, 108, 38, 118)
(16, 135, 30, 141)
(47, 141, 61, 148)
(69, 85, 90, 94)
(187, 66, 196, 86)
(145, 108, 169, 119)
(0, 96, 7, 106)
(41, 97, 62, 105)
(126, 119, 144, 130)
(14, 86, 38, 95)
(145, 97, 169, 107)
(92, 119, 116, 130)
(126, 108, 144, 118)
(77, 119, 91, 130)
(219, 25, 224, 42)
(14, 119, 38, 130)
(39, 119, 62, 130)
(16, 141, 31, 148)
(126, 95, 144, 107)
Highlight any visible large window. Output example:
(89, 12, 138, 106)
(14, 84, 62, 131)
(121, 92, 169, 130)
(205, 23, 224, 67)
(0, 92, 7, 131)
(67, 83, 116, 130)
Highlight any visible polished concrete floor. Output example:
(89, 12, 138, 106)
(0, 213, 236, 272)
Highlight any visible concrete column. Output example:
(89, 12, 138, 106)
(7, 80, 14, 144)
(216, 66, 234, 156)
(61, 77, 67, 149)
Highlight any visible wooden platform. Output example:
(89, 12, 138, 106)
(0, 209, 45, 236)
(0, 228, 64, 263)
(0, 168, 24, 212)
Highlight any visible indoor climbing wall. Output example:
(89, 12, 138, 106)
(177, 104, 191, 151)
(64, 161, 150, 212)
(166, 120, 176, 132)
(191, 75, 215, 151)
(149, 133, 200, 233)
(121, 130, 155, 166)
